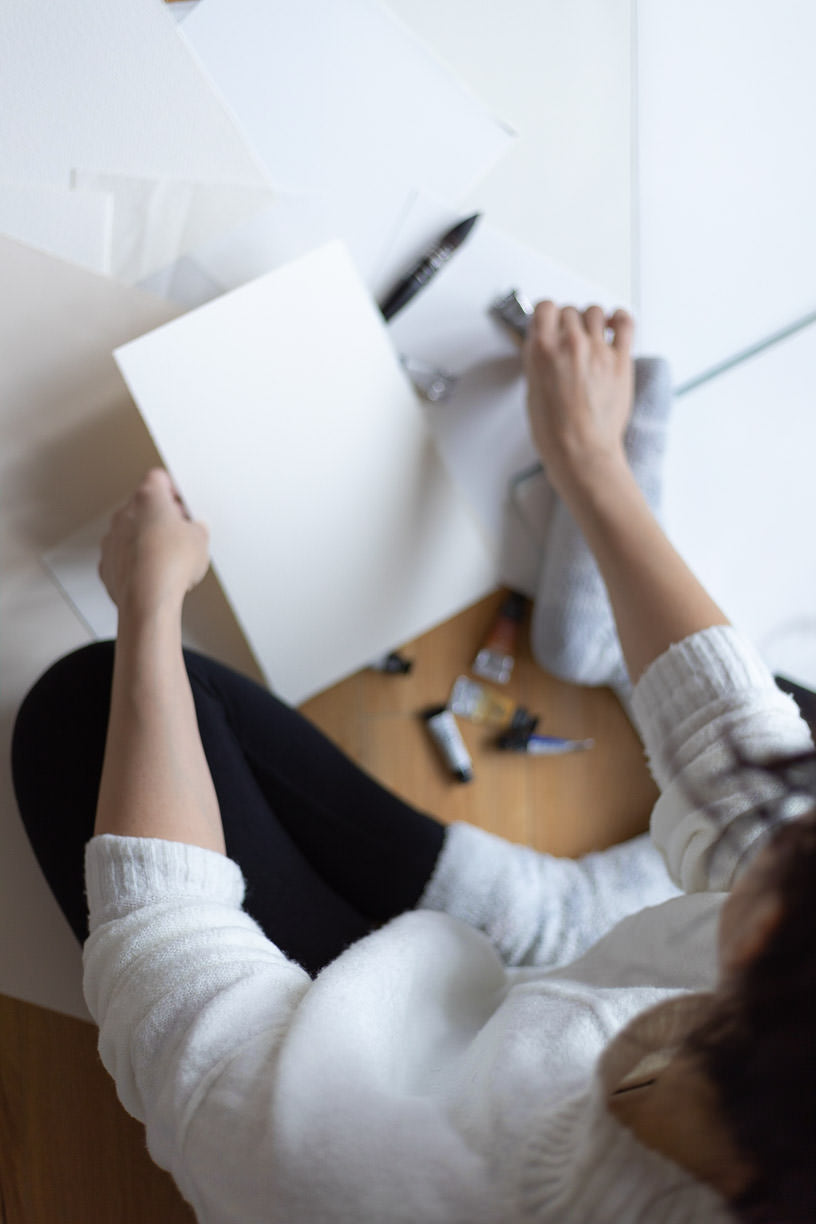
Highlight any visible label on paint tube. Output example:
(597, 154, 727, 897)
(422, 705, 473, 782)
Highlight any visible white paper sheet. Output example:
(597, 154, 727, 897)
(0, 182, 112, 274)
(0, 237, 264, 1019)
(384, 200, 624, 586)
(72, 173, 278, 283)
(0, 0, 266, 188)
(42, 514, 119, 640)
(637, 0, 816, 388)
(115, 241, 497, 704)
(180, 0, 514, 200)
(664, 321, 816, 685)
(190, 177, 421, 296)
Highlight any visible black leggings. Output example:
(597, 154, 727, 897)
(11, 642, 446, 977)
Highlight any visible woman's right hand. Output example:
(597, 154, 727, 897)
(523, 301, 635, 491)
(99, 468, 210, 618)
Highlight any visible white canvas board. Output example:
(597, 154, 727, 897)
(663, 321, 816, 686)
(0, 182, 112, 274)
(384, 200, 624, 582)
(0, 239, 179, 1021)
(0, 237, 262, 1019)
(0, 0, 266, 188)
(636, 0, 816, 388)
(180, 0, 514, 200)
(114, 241, 497, 705)
(72, 173, 278, 284)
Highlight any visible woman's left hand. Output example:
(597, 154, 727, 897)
(99, 469, 210, 617)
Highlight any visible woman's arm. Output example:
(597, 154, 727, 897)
(524, 302, 730, 685)
(94, 468, 225, 853)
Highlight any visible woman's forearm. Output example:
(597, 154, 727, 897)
(94, 599, 226, 853)
(554, 451, 730, 685)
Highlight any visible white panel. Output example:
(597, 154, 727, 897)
(637, 0, 816, 386)
(664, 322, 816, 684)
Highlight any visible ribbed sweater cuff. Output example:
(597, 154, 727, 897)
(631, 625, 778, 737)
(85, 834, 246, 931)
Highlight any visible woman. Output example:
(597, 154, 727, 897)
(12, 303, 816, 1222)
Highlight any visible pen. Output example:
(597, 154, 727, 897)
(379, 213, 481, 321)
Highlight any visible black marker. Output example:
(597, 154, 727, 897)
(379, 213, 481, 321)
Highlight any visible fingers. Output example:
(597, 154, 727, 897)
(531, 302, 631, 350)
(531, 299, 558, 350)
(583, 304, 605, 340)
(608, 308, 634, 353)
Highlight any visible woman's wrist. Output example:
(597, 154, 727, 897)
(546, 443, 633, 508)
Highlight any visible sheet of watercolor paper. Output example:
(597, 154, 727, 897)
(663, 321, 816, 687)
(0, 237, 266, 1020)
(0, 183, 112, 274)
(180, 0, 514, 200)
(115, 241, 496, 705)
(637, 0, 816, 388)
(71, 173, 278, 284)
(0, 239, 178, 1021)
(0, 0, 265, 187)
(384, 200, 623, 589)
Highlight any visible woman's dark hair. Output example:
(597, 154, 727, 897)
(682, 746, 816, 1223)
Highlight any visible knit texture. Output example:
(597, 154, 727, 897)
(530, 356, 673, 697)
(82, 625, 812, 1223)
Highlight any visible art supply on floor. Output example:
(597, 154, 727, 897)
(472, 591, 527, 684)
(499, 732, 595, 756)
(379, 212, 481, 321)
(369, 650, 414, 674)
(449, 674, 518, 727)
(421, 705, 474, 782)
(494, 706, 540, 750)
(489, 287, 533, 341)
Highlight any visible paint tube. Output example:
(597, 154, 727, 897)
(422, 705, 473, 783)
(449, 675, 517, 727)
(369, 650, 413, 674)
(489, 288, 534, 341)
(472, 592, 527, 685)
(499, 733, 594, 756)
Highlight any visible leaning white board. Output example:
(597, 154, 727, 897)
(115, 240, 497, 705)
(663, 320, 816, 687)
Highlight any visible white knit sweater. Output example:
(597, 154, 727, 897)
(83, 626, 812, 1223)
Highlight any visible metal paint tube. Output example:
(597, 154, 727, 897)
(449, 675, 517, 727)
(369, 650, 414, 674)
(472, 592, 527, 685)
(489, 288, 534, 341)
(506, 734, 594, 756)
(399, 354, 458, 402)
(422, 705, 473, 783)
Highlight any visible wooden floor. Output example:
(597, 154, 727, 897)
(0, 590, 657, 1222)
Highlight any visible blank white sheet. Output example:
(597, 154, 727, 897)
(637, 0, 816, 387)
(114, 241, 497, 705)
(0, 0, 265, 187)
(180, 0, 514, 199)
(0, 237, 261, 1019)
(0, 183, 112, 273)
(663, 321, 816, 685)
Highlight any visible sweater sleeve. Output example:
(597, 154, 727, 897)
(82, 834, 310, 1197)
(629, 625, 814, 892)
